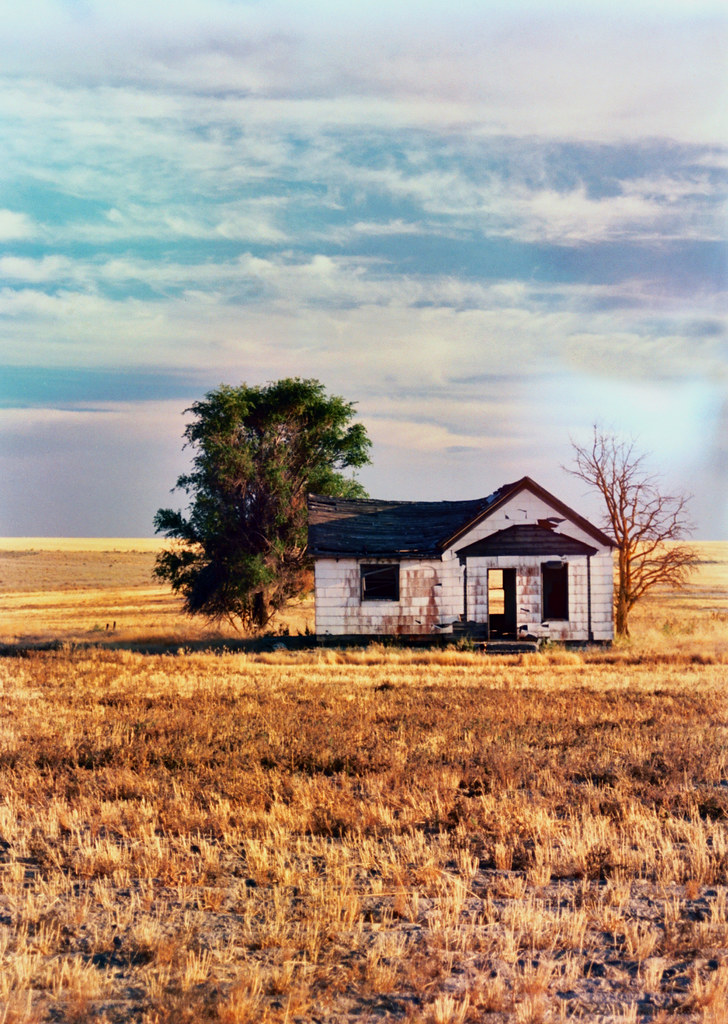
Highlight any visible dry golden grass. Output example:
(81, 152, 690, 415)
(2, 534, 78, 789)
(0, 540, 727, 1022)
(1, 539, 725, 654)
(0, 540, 313, 644)
(0, 537, 167, 552)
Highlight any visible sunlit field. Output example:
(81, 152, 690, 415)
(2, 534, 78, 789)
(0, 542, 727, 1022)
(0, 540, 312, 645)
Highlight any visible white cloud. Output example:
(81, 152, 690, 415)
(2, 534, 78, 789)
(0, 401, 190, 478)
(348, 219, 426, 237)
(0, 2, 725, 535)
(365, 415, 531, 455)
(0, 255, 75, 282)
(1, 66, 724, 263)
(1, 257, 724, 391)
(321, 164, 726, 245)
(0, 5, 725, 144)
(0, 210, 35, 240)
(502, 187, 690, 244)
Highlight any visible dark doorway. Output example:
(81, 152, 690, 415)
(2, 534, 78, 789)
(488, 568, 517, 638)
(542, 562, 569, 620)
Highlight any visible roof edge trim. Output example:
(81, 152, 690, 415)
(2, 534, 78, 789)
(440, 476, 615, 550)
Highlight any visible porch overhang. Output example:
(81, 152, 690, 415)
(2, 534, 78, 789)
(455, 524, 598, 564)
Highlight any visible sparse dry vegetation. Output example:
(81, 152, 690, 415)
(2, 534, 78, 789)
(0, 540, 312, 645)
(0, 540, 727, 1022)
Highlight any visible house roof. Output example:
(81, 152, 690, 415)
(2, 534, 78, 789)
(455, 524, 598, 560)
(308, 476, 614, 558)
(307, 492, 502, 558)
(441, 476, 615, 550)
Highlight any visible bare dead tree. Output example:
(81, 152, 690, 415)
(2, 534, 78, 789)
(568, 428, 698, 637)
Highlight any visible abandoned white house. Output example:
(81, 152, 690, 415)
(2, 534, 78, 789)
(308, 476, 615, 642)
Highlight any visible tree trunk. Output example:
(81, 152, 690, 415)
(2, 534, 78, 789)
(252, 591, 267, 629)
(615, 589, 630, 637)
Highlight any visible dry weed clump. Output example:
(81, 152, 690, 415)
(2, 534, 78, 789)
(0, 637, 727, 1023)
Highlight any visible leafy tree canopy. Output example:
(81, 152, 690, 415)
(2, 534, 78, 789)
(154, 378, 371, 630)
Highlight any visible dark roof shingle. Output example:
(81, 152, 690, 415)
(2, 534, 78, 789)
(455, 524, 598, 559)
(308, 486, 508, 558)
(307, 476, 615, 558)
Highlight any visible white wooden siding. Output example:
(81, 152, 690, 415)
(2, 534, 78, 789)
(315, 557, 464, 635)
(462, 552, 613, 641)
(450, 490, 606, 551)
(313, 486, 615, 641)
(445, 488, 614, 641)
(315, 551, 613, 641)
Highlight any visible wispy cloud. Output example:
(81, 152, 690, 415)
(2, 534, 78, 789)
(0, 1, 725, 535)
(0, 210, 36, 240)
(2, 4, 726, 143)
(2, 252, 725, 392)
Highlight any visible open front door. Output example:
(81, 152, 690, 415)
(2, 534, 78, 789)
(488, 568, 517, 638)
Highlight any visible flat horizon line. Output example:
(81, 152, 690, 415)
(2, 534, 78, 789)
(0, 537, 725, 551)
(0, 537, 166, 551)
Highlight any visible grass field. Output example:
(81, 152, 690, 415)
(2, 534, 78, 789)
(0, 540, 311, 645)
(0, 542, 727, 1022)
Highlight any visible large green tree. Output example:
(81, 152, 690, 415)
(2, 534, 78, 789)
(154, 378, 371, 630)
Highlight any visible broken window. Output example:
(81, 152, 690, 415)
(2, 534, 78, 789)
(487, 569, 505, 615)
(542, 562, 569, 620)
(361, 564, 400, 601)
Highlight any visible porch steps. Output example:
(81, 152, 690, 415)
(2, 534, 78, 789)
(451, 620, 541, 654)
(476, 640, 541, 655)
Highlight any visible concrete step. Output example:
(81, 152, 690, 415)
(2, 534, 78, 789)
(477, 640, 541, 654)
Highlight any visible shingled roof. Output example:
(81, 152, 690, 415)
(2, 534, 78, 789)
(307, 482, 517, 558)
(455, 524, 598, 560)
(307, 476, 615, 558)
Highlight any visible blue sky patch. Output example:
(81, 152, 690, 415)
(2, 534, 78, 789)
(0, 0, 725, 536)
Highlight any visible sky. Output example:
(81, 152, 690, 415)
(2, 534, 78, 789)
(1, 0, 726, 538)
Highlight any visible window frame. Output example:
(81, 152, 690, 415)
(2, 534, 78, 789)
(541, 561, 569, 621)
(487, 568, 506, 615)
(360, 563, 400, 602)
